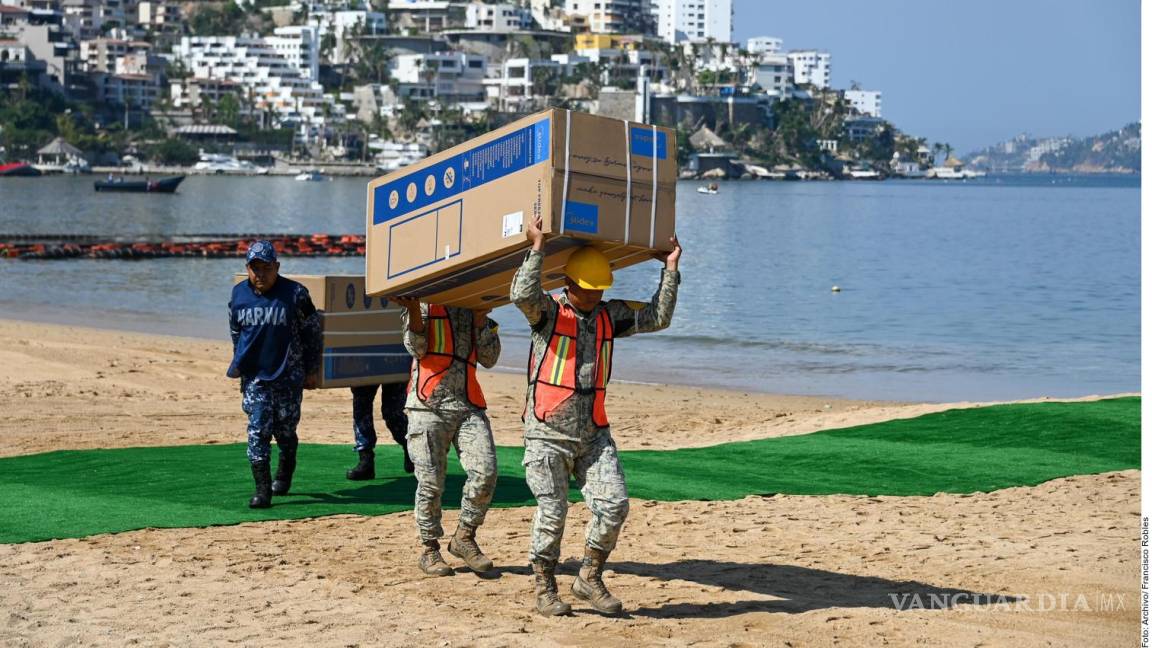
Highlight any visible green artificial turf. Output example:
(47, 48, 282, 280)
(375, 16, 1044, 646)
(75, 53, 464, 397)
(0, 397, 1139, 544)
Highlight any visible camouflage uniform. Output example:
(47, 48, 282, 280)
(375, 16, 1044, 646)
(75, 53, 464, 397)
(511, 249, 679, 564)
(242, 375, 303, 463)
(351, 382, 409, 452)
(402, 305, 501, 543)
(230, 283, 322, 464)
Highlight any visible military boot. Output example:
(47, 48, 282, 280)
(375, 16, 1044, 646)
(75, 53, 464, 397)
(571, 546, 623, 614)
(532, 559, 572, 616)
(271, 447, 296, 496)
(418, 540, 453, 577)
(447, 523, 494, 573)
(346, 449, 375, 480)
(248, 460, 272, 509)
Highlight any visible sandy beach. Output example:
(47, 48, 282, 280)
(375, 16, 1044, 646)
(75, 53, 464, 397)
(0, 318, 1138, 647)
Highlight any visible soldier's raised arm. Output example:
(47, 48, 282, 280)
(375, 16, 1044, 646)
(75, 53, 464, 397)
(511, 215, 554, 328)
(392, 297, 427, 358)
(607, 235, 682, 338)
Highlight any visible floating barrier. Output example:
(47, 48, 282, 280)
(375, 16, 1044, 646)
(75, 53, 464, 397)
(0, 234, 366, 260)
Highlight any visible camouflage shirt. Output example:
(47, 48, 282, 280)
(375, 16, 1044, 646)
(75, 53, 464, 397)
(511, 249, 680, 441)
(402, 304, 500, 412)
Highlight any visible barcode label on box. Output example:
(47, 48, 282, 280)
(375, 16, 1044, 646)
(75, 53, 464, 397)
(502, 211, 524, 238)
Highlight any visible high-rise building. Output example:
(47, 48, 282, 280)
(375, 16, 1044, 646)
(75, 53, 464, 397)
(786, 50, 830, 89)
(465, 2, 533, 31)
(750, 52, 789, 96)
(746, 36, 782, 55)
(844, 89, 882, 117)
(173, 34, 333, 126)
(650, 0, 732, 43)
(564, 0, 652, 35)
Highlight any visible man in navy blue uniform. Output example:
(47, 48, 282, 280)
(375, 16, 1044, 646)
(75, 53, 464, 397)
(347, 382, 414, 479)
(228, 240, 322, 508)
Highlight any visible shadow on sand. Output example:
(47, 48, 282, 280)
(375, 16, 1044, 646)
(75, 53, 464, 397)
(278, 473, 537, 508)
(591, 559, 1023, 618)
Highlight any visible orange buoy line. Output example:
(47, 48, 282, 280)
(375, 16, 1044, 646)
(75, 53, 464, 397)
(0, 234, 366, 260)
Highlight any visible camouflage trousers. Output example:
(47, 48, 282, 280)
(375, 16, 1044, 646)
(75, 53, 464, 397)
(351, 383, 409, 452)
(406, 407, 498, 543)
(523, 430, 629, 565)
(241, 377, 302, 464)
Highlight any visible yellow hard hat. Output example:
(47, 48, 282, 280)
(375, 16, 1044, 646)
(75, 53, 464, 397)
(565, 247, 614, 290)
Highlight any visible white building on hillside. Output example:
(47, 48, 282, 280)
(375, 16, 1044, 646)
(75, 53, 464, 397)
(749, 52, 789, 96)
(465, 2, 533, 31)
(62, 0, 127, 40)
(137, 1, 181, 29)
(746, 36, 782, 55)
(681, 38, 738, 73)
(79, 37, 151, 73)
(1026, 138, 1071, 163)
(308, 9, 387, 65)
(484, 54, 590, 111)
(787, 49, 830, 88)
(844, 89, 882, 117)
(389, 51, 487, 102)
(173, 34, 335, 127)
(565, 0, 651, 35)
(651, 0, 732, 43)
(574, 42, 666, 84)
(267, 26, 319, 82)
(389, 0, 468, 33)
(530, 0, 585, 32)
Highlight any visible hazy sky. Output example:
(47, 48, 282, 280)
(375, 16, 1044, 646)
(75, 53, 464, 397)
(732, 0, 1140, 154)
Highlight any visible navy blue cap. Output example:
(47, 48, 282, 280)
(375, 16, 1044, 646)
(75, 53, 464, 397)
(246, 240, 277, 264)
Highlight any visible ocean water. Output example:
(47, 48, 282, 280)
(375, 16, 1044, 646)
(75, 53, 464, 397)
(0, 173, 1139, 402)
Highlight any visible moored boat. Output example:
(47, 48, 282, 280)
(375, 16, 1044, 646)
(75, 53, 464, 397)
(0, 162, 42, 177)
(193, 153, 268, 175)
(94, 175, 185, 193)
(294, 169, 329, 182)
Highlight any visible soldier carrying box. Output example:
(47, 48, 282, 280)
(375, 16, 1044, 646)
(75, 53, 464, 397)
(512, 215, 682, 617)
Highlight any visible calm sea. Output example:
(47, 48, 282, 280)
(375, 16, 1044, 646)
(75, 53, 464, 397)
(0, 173, 1139, 402)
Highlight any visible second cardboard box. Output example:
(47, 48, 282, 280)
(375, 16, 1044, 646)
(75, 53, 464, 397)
(365, 108, 678, 309)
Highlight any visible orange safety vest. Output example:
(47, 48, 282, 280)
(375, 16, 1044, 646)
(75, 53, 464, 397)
(411, 304, 487, 409)
(527, 296, 614, 427)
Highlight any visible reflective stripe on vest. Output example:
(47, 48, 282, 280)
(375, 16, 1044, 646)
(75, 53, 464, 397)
(528, 296, 614, 427)
(412, 304, 487, 409)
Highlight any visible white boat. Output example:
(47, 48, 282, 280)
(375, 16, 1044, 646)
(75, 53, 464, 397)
(696, 183, 719, 194)
(926, 167, 965, 180)
(848, 169, 882, 180)
(294, 169, 329, 182)
(926, 159, 985, 180)
(742, 164, 787, 179)
(372, 141, 428, 173)
(194, 153, 269, 175)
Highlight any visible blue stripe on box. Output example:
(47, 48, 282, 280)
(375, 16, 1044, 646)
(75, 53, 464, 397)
(373, 118, 551, 226)
(630, 127, 667, 160)
(563, 201, 599, 234)
(323, 344, 411, 381)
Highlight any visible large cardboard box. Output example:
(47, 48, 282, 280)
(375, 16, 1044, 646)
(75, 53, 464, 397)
(232, 274, 410, 388)
(365, 109, 677, 309)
